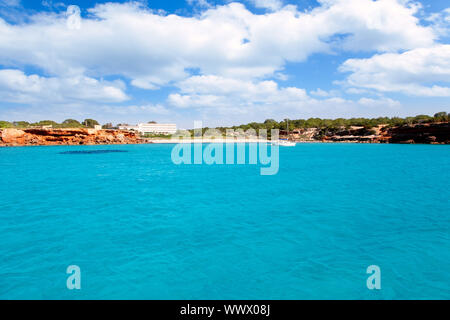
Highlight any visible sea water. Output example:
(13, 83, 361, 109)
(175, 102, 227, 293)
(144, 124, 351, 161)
(0, 143, 449, 299)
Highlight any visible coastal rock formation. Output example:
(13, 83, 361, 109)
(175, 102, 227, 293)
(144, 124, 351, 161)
(0, 128, 142, 147)
(289, 128, 319, 141)
(0, 128, 26, 144)
(326, 126, 378, 143)
(312, 122, 450, 144)
(384, 122, 450, 144)
(2, 122, 449, 146)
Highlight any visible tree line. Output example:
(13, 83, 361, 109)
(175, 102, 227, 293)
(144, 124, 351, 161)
(0, 120, 160, 129)
(1, 112, 448, 131)
(214, 112, 450, 133)
(0, 119, 100, 129)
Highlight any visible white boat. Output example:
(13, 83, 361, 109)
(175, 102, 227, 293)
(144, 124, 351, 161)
(272, 140, 296, 147)
(274, 119, 296, 146)
(275, 140, 296, 147)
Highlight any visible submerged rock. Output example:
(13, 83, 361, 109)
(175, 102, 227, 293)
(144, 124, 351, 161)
(59, 150, 128, 155)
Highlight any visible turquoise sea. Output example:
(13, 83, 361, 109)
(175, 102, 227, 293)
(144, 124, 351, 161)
(0, 143, 449, 300)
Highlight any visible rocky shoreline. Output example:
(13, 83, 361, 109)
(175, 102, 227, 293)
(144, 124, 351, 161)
(295, 122, 450, 144)
(384, 122, 450, 144)
(1, 122, 449, 146)
(0, 128, 143, 147)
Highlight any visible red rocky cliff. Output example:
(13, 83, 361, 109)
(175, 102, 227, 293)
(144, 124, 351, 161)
(0, 128, 143, 146)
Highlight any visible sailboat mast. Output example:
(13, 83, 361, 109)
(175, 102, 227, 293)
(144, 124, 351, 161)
(286, 119, 289, 140)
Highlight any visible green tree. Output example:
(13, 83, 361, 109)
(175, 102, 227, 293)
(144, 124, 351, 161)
(13, 121, 30, 128)
(0, 121, 13, 128)
(31, 120, 58, 127)
(434, 112, 448, 122)
(102, 123, 113, 129)
(82, 119, 100, 128)
(413, 115, 432, 124)
(61, 119, 82, 127)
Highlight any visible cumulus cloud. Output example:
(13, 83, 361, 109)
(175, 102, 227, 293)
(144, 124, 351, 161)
(100, 104, 171, 116)
(165, 75, 401, 127)
(186, 0, 212, 8)
(0, 0, 436, 87)
(249, 0, 283, 11)
(427, 8, 450, 38)
(339, 44, 450, 97)
(169, 75, 308, 109)
(357, 97, 400, 108)
(42, 1, 66, 10)
(0, 69, 129, 104)
(315, 0, 433, 52)
(310, 88, 333, 97)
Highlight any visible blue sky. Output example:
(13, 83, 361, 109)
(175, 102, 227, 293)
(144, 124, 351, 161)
(0, 0, 449, 127)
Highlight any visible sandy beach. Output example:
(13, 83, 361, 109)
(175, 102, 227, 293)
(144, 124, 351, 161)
(147, 138, 270, 144)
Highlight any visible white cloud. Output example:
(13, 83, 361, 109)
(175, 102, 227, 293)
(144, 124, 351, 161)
(169, 75, 308, 109)
(250, 0, 283, 11)
(0, 69, 129, 104)
(165, 75, 401, 126)
(186, 0, 211, 8)
(310, 88, 331, 97)
(314, 0, 433, 52)
(0, 1, 436, 88)
(427, 7, 450, 37)
(357, 97, 401, 108)
(100, 104, 171, 116)
(274, 72, 288, 81)
(169, 93, 222, 109)
(0, 0, 20, 7)
(42, 1, 66, 10)
(339, 44, 450, 97)
(130, 79, 160, 90)
(345, 87, 372, 95)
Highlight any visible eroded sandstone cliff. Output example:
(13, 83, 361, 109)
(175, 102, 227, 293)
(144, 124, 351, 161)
(383, 122, 450, 144)
(0, 128, 143, 146)
(320, 122, 450, 144)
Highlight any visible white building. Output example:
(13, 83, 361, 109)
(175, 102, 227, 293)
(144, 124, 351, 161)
(118, 123, 177, 135)
(118, 125, 139, 131)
